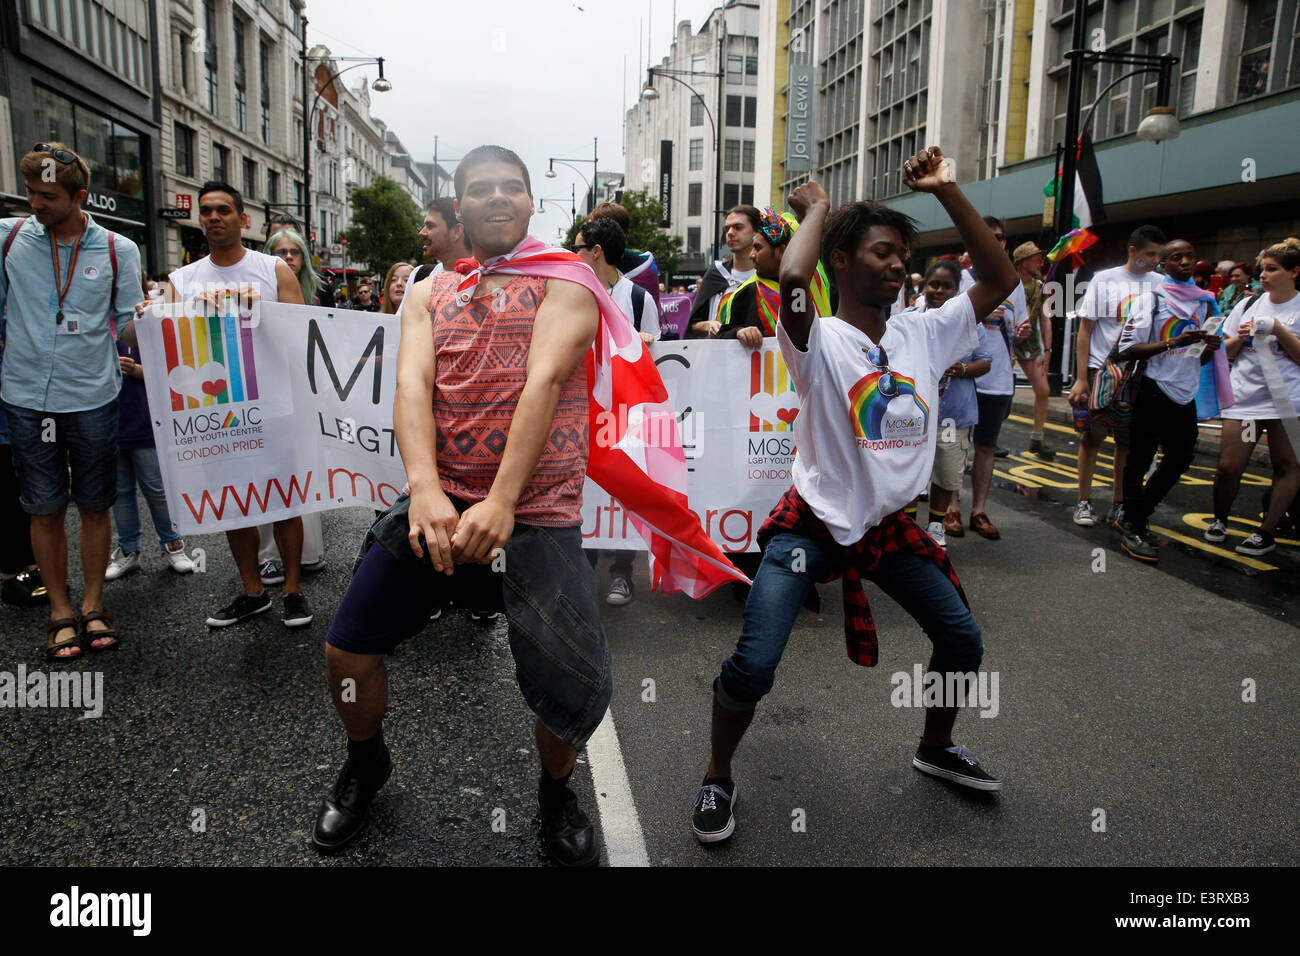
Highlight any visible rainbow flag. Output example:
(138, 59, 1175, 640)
(1043, 228, 1098, 281)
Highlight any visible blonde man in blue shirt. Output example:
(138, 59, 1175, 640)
(0, 143, 142, 660)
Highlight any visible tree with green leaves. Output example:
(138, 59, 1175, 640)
(562, 188, 684, 278)
(342, 176, 423, 274)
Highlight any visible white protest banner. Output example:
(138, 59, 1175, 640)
(581, 340, 798, 552)
(136, 301, 405, 534)
(137, 301, 799, 552)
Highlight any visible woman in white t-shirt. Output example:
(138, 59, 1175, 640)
(1206, 237, 1300, 555)
(688, 148, 1021, 846)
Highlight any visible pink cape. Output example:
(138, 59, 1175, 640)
(452, 238, 749, 597)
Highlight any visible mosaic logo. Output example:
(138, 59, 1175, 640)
(161, 312, 259, 411)
(848, 371, 929, 441)
(749, 350, 799, 432)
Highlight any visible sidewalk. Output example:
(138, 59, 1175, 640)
(1011, 387, 1273, 465)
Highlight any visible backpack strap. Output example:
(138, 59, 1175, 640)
(106, 230, 121, 338)
(2, 219, 25, 282)
(631, 283, 645, 332)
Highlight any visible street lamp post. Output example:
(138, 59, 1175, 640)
(641, 46, 724, 259)
(300, 42, 391, 253)
(545, 137, 598, 215)
(538, 183, 578, 227)
(1055, 0, 1179, 243)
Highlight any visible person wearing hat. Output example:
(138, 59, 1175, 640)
(1012, 242, 1055, 461)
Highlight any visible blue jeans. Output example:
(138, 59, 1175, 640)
(1, 398, 119, 514)
(716, 531, 984, 710)
(113, 446, 181, 553)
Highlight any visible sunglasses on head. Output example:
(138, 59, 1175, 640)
(33, 143, 80, 166)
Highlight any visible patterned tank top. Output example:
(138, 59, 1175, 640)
(429, 273, 588, 526)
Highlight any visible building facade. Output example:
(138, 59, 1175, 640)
(757, 0, 1300, 264)
(385, 130, 429, 210)
(156, 0, 306, 270)
(624, 1, 762, 274)
(1, 0, 164, 271)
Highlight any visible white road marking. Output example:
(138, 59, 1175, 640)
(585, 710, 650, 867)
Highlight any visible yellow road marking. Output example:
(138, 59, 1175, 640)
(1148, 524, 1279, 571)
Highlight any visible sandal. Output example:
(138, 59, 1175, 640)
(45, 617, 85, 661)
(81, 609, 121, 652)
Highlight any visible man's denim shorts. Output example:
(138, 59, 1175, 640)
(1, 399, 119, 515)
(327, 495, 613, 749)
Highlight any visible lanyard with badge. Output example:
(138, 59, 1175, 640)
(51, 222, 87, 334)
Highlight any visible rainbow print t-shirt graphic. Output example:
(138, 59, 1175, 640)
(1158, 311, 1199, 342)
(848, 371, 929, 441)
(160, 311, 259, 411)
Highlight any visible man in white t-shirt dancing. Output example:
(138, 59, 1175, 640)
(689, 148, 1018, 843)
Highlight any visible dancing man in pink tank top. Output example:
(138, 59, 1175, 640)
(312, 146, 610, 866)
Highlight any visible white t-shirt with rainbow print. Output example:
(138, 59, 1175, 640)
(777, 291, 978, 546)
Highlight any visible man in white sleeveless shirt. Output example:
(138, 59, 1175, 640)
(157, 182, 312, 629)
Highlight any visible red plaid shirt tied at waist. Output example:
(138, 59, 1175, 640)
(757, 486, 969, 668)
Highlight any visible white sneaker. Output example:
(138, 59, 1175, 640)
(606, 577, 633, 606)
(104, 547, 140, 581)
(926, 521, 947, 548)
(164, 540, 196, 573)
(1073, 499, 1096, 527)
(1203, 519, 1227, 544)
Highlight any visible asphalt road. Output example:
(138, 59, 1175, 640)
(0, 418, 1294, 866)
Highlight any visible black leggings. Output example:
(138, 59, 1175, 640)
(0, 444, 35, 574)
(1122, 377, 1198, 531)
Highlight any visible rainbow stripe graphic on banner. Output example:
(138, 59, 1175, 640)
(160, 311, 259, 411)
(848, 371, 929, 440)
(749, 349, 798, 431)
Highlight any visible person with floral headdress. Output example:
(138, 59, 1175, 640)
(717, 207, 831, 349)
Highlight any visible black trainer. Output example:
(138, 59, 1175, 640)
(282, 591, 314, 628)
(312, 748, 393, 853)
(206, 591, 273, 627)
(913, 743, 1003, 791)
(539, 776, 598, 867)
(691, 777, 737, 843)
(1235, 530, 1275, 556)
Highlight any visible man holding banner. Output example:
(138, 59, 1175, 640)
(311, 144, 744, 865)
(690, 148, 1018, 845)
(130, 181, 311, 628)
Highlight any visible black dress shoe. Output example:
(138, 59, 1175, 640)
(2, 569, 48, 606)
(312, 749, 393, 853)
(539, 778, 599, 867)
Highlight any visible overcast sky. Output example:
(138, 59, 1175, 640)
(305, 0, 724, 243)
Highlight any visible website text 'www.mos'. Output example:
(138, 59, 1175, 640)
(180, 467, 401, 523)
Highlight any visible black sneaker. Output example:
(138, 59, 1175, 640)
(539, 777, 598, 867)
(913, 744, 1002, 791)
(1235, 531, 1275, 556)
(283, 591, 314, 628)
(259, 560, 285, 585)
(470, 610, 502, 623)
(1028, 437, 1056, 462)
(312, 749, 393, 853)
(993, 446, 1011, 458)
(691, 777, 737, 843)
(206, 591, 273, 627)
